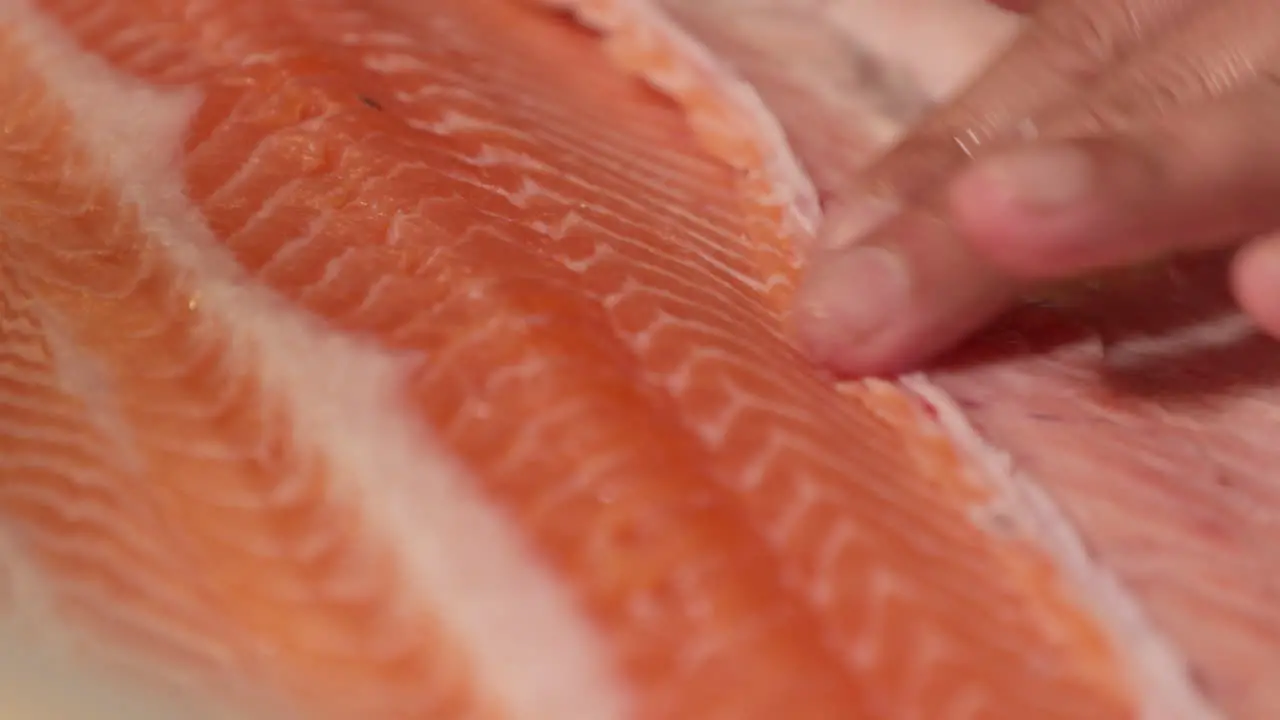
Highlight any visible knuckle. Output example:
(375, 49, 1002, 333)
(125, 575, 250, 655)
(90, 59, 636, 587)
(860, 1, 1153, 205)
(863, 1, 1138, 200)
(861, 129, 972, 200)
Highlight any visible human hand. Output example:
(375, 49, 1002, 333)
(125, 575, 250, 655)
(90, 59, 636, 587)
(792, 0, 1280, 376)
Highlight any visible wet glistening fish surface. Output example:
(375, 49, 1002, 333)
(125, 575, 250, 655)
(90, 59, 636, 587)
(0, 0, 1270, 718)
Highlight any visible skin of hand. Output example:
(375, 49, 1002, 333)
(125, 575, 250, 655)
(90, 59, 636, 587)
(792, 0, 1280, 377)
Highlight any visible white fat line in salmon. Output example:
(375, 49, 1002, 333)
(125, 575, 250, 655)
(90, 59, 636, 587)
(0, 3, 633, 719)
(0, 530, 280, 720)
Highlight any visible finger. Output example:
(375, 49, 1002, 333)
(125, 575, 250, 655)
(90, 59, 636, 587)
(797, 0, 1278, 376)
(1232, 233, 1280, 339)
(793, 0, 1200, 376)
(792, 208, 1023, 377)
(945, 0, 1280, 277)
(949, 85, 1280, 279)
(820, 0, 1204, 251)
(793, 66, 1280, 378)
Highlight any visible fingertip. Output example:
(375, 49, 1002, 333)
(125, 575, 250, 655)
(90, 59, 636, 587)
(791, 245, 912, 376)
(792, 217, 1020, 377)
(1232, 237, 1280, 339)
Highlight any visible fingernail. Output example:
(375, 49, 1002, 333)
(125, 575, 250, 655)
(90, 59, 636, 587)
(818, 194, 900, 251)
(795, 246, 910, 354)
(977, 143, 1095, 212)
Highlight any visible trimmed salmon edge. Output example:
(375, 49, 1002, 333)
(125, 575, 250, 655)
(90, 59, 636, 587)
(526, 1, 1227, 718)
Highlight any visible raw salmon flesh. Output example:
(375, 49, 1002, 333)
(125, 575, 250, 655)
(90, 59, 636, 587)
(0, 0, 1271, 718)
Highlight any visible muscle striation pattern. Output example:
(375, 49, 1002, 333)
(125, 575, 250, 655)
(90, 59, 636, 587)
(0, 0, 1242, 719)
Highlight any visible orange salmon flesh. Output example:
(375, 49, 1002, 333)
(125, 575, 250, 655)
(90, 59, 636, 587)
(0, 0, 1269, 719)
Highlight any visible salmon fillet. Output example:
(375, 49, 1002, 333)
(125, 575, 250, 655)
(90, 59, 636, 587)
(0, 0, 1247, 718)
(541, 1, 1280, 719)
